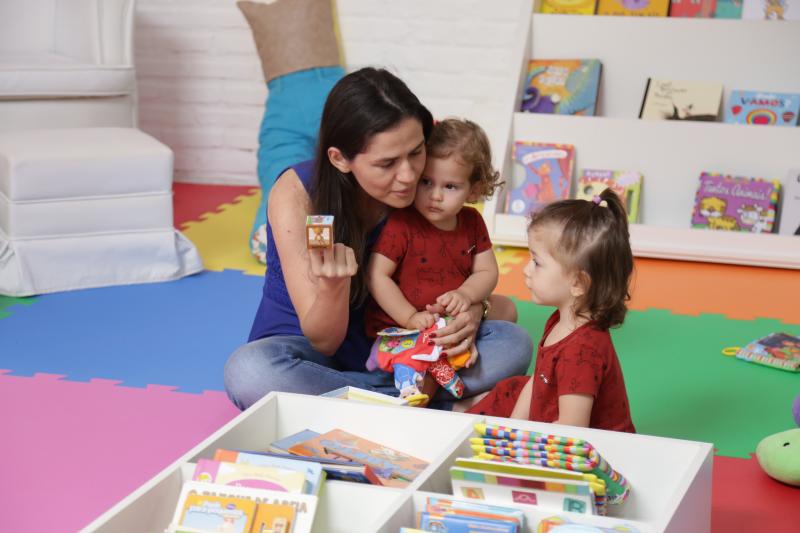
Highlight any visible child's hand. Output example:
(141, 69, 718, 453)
(406, 311, 437, 331)
(436, 290, 471, 316)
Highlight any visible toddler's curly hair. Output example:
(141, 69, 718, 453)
(426, 118, 503, 198)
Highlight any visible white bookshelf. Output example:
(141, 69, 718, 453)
(81, 392, 713, 533)
(483, 14, 800, 269)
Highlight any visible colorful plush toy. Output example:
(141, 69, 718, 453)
(755, 393, 800, 487)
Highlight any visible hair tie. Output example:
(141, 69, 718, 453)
(592, 195, 608, 208)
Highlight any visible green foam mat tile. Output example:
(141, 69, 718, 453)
(514, 299, 800, 458)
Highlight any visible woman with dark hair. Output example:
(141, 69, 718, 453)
(224, 67, 533, 411)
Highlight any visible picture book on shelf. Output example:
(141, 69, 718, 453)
(192, 458, 307, 493)
(576, 169, 643, 223)
(735, 332, 800, 372)
(213, 449, 324, 495)
(669, 0, 717, 16)
(178, 493, 256, 533)
(714, 0, 744, 16)
(596, 0, 670, 16)
(742, 0, 799, 19)
(691, 172, 781, 233)
(779, 169, 800, 236)
(639, 79, 723, 121)
(507, 142, 574, 216)
(268, 429, 320, 454)
(172, 481, 318, 533)
(540, 0, 599, 13)
(287, 428, 429, 486)
(520, 59, 601, 116)
(724, 90, 800, 126)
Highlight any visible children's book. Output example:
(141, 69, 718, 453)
(214, 449, 324, 495)
(192, 458, 307, 493)
(540, 0, 599, 13)
(268, 429, 321, 454)
(247, 448, 382, 485)
(252, 502, 296, 533)
(779, 169, 800, 236)
(596, 0, 670, 16)
(576, 169, 643, 223)
(714, 0, 744, 16)
(178, 493, 257, 533)
(173, 481, 318, 533)
(520, 60, 602, 116)
(639, 79, 723, 121)
(419, 511, 519, 532)
(669, 0, 717, 15)
(735, 332, 800, 372)
(724, 90, 800, 126)
(507, 142, 574, 216)
(320, 385, 409, 406)
(691, 172, 781, 233)
(450, 466, 597, 515)
(426, 497, 525, 529)
(536, 515, 641, 532)
(287, 428, 429, 486)
(742, 0, 799, 19)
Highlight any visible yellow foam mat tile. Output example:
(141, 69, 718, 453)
(181, 191, 266, 277)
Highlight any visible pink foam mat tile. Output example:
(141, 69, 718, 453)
(0, 373, 240, 532)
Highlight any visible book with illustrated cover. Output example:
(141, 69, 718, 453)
(214, 449, 324, 495)
(172, 481, 318, 533)
(506, 142, 574, 216)
(520, 60, 602, 116)
(426, 497, 525, 529)
(193, 458, 307, 493)
(597, 0, 670, 16)
(742, 0, 799, 19)
(724, 90, 800, 126)
(450, 466, 597, 515)
(779, 169, 800, 236)
(178, 493, 256, 533)
(419, 511, 519, 533)
(250, 443, 383, 485)
(540, 0, 598, 15)
(268, 429, 321, 454)
(715, 0, 744, 16)
(287, 428, 429, 486)
(691, 172, 781, 233)
(576, 169, 643, 223)
(639, 79, 723, 121)
(252, 501, 296, 533)
(735, 332, 800, 372)
(669, 0, 717, 16)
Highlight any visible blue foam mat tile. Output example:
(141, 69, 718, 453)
(0, 270, 264, 393)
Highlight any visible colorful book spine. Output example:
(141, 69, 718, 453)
(597, 0, 671, 16)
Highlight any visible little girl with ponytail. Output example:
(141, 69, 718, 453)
(467, 188, 636, 432)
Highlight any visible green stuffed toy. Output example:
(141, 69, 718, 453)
(755, 393, 800, 487)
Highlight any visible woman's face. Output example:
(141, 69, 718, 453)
(330, 117, 426, 209)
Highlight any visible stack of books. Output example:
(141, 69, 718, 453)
(165, 427, 429, 532)
(447, 424, 630, 516)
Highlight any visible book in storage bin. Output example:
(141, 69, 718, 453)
(82, 392, 713, 533)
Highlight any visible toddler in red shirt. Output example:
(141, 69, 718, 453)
(467, 188, 636, 432)
(365, 119, 515, 400)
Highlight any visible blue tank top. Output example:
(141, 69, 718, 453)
(248, 160, 384, 371)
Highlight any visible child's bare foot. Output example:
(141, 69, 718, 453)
(452, 391, 489, 412)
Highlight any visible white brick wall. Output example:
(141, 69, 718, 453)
(135, 0, 530, 185)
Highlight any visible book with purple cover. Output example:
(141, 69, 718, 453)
(507, 142, 574, 216)
(691, 172, 781, 233)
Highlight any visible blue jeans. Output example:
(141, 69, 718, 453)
(224, 320, 533, 411)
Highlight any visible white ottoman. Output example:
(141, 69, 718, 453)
(0, 128, 203, 296)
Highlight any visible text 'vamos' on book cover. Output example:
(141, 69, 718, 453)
(691, 172, 781, 233)
(724, 90, 800, 126)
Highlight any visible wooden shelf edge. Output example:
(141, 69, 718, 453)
(491, 214, 800, 269)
